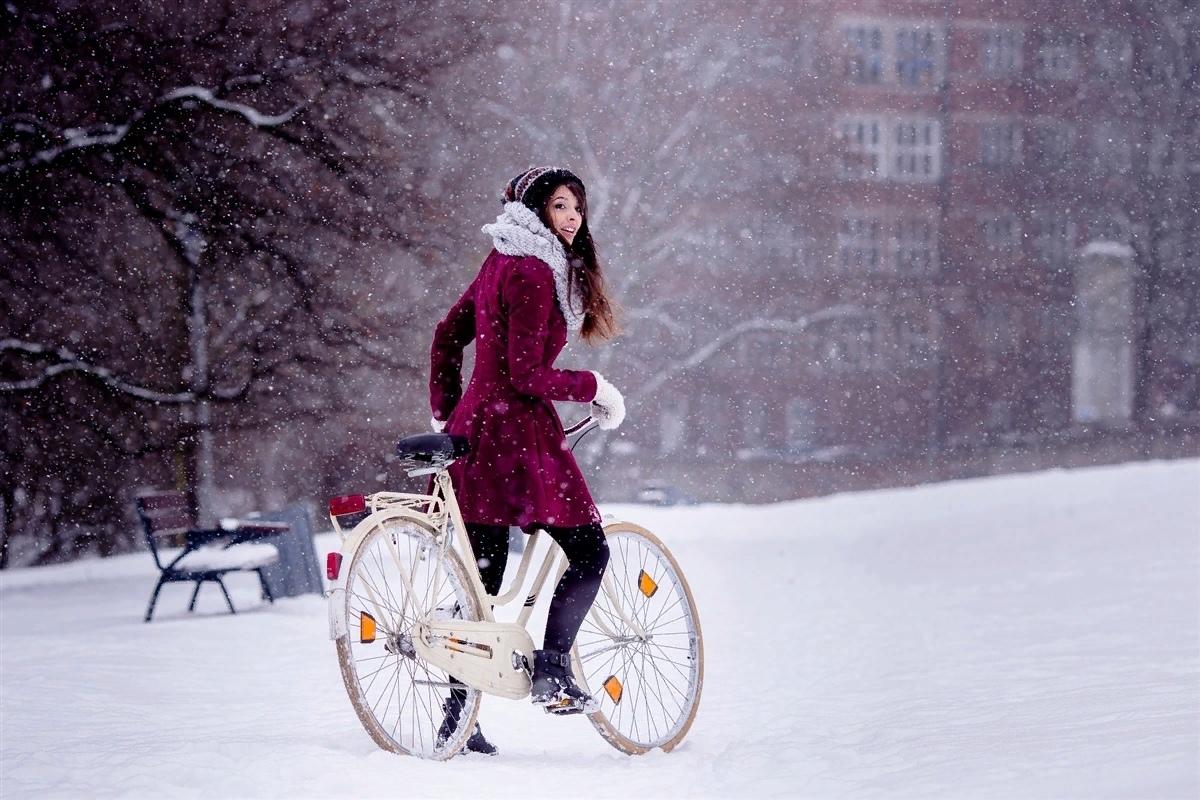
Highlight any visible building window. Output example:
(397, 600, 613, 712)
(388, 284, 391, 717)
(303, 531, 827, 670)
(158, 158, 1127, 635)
(785, 398, 817, 452)
(840, 211, 939, 276)
(844, 23, 884, 84)
(843, 19, 944, 87)
(1091, 123, 1133, 174)
(894, 311, 935, 364)
(820, 315, 882, 371)
(1092, 31, 1132, 78)
(761, 223, 817, 274)
(839, 116, 941, 182)
(980, 304, 1019, 359)
(1037, 30, 1077, 79)
(838, 214, 883, 274)
(892, 117, 941, 181)
(895, 25, 943, 86)
(838, 116, 886, 179)
(980, 28, 1023, 77)
(1150, 128, 1186, 176)
(892, 217, 938, 276)
(980, 122, 1023, 168)
(981, 214, 1022, 266)
(1030, 122, 1074, 170)
(1145, 39, 1181, 87)
(795, 27, 819, 73)
(817, 311, 932, 372)
(981, 214, 1021, 251)
(1030, 213, 1076, 272)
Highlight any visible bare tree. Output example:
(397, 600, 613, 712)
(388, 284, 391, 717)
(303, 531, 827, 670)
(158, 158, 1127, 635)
(0, 0, 494, 564)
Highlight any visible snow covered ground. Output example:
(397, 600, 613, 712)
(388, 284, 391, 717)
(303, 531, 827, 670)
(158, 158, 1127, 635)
(2, 459, 1197, 799)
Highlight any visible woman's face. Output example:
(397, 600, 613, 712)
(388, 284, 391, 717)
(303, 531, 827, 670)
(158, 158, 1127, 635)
(544, 185, 582, 245)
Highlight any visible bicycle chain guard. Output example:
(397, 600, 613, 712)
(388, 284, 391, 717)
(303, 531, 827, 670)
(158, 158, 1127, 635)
(411, 618, 536, 701)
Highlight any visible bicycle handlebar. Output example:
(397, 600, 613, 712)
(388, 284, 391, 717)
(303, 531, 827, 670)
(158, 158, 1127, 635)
(565, 415, 598, 436)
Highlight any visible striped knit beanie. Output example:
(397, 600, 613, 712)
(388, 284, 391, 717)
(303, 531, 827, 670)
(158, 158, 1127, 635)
(503, 166, 583, 212)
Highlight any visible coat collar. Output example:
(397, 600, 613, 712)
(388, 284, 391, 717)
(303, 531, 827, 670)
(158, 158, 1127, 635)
(482, 202, 585, 335)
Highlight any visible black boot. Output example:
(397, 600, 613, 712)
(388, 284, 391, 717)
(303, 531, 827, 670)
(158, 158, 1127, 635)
(437, 688, 498, 755)
(529, 649, 597, 714)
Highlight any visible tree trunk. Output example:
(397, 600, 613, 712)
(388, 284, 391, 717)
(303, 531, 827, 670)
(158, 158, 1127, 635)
(186, 262, 216, 525)
(0, 488, 13, 570)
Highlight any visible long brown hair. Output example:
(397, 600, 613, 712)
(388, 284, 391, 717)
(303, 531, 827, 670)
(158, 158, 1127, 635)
(539, 179, 620, 344)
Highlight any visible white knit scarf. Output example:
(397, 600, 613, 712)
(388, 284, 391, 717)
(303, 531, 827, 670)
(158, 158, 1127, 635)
(481, 201, 585, 335)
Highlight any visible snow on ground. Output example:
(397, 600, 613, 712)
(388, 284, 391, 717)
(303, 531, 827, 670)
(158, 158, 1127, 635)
(2, 459, 1197, 799)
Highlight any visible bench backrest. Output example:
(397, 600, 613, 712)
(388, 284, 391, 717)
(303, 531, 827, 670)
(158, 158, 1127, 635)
(136, 491, 195, 568)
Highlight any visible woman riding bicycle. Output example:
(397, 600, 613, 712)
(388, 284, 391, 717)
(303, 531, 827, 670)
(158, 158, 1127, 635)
(429, 166, 625, 753)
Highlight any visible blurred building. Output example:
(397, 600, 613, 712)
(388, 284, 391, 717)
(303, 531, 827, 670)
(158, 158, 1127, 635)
(598, 0, 1199, 501)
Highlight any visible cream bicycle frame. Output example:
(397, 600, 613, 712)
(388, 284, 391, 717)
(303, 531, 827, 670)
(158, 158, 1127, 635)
(327, 465, 648, 698)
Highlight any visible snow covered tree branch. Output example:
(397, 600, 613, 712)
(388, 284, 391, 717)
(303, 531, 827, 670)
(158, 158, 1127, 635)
(0, 339, 194, 402)
(0, 87, 300, 177)
(627, 305, 865, 405)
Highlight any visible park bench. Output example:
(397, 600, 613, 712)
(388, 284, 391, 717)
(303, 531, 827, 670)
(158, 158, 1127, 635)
(136, 490, 287, 622)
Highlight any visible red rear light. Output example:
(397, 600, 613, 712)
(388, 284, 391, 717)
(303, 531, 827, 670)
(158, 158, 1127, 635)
(329, 494, 366, 517)
(326, 552, 343, 581)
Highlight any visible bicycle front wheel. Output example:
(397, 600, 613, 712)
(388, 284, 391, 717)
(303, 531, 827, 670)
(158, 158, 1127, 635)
(335, 516, 483, 760)
(572, 521, 704, 754)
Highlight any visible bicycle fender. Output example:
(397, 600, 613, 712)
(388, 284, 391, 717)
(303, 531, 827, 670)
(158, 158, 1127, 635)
(327, 586, 347, 640)
(326, 507, 437, 641)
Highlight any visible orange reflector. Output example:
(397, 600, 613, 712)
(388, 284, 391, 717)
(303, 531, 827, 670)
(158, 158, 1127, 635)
(603, 675, 623, 704)
(360, 611, 377, 644)
(638, 569, 658, 598)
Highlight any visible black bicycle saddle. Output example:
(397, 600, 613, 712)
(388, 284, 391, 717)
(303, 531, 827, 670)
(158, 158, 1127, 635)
(394, 433, 470, 466)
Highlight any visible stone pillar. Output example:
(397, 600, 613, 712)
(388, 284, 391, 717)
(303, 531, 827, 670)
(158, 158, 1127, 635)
(1072, 241, 1136, 426)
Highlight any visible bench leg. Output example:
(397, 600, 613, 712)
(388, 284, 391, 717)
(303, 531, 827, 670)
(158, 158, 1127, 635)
(145, 575, 168, 623)
(257, 568, 275, 604)
(215, 577, 236, 614)
(188, 580, 204, 612)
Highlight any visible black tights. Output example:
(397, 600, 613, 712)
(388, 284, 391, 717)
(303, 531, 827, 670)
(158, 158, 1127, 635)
(467, 522, 609, 654)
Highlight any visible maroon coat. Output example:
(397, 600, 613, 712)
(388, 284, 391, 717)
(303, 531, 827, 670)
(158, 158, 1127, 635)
(430, 249, 600, 529)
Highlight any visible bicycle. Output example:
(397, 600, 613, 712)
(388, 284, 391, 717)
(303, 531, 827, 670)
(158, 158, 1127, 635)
(323, 417, 704, 760)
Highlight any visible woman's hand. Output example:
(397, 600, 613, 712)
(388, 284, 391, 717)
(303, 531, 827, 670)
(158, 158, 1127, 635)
(589, 372, 626, 431)
(431, 417, 447, 433)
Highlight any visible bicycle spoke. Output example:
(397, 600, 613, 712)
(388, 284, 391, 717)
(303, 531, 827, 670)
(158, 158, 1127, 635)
(575, 526, 701, 753)
(337, 519, 481, 759)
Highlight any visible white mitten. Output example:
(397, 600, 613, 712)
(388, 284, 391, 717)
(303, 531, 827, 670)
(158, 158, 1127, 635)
(589, 372, 626, 431)
(431, 416, 446, 433)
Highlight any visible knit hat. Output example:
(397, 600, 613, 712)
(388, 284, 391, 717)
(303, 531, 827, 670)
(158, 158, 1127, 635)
(503, 166, 584, 212)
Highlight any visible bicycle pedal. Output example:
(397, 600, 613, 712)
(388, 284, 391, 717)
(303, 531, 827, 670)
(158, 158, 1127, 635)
(544, 700, 585, 716)
(541, 696, 598, 715)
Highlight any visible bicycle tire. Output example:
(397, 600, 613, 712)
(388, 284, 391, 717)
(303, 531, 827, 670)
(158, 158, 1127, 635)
(335, 516, 483, 760)
(572, 521, 704, 754)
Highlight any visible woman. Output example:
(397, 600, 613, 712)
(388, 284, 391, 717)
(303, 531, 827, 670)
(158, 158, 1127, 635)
(429, 166, 625, 754)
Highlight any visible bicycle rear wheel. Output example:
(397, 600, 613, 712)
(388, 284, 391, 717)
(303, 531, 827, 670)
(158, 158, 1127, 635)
(572, 522, 703, 754)
(335, 516, 483, 760)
